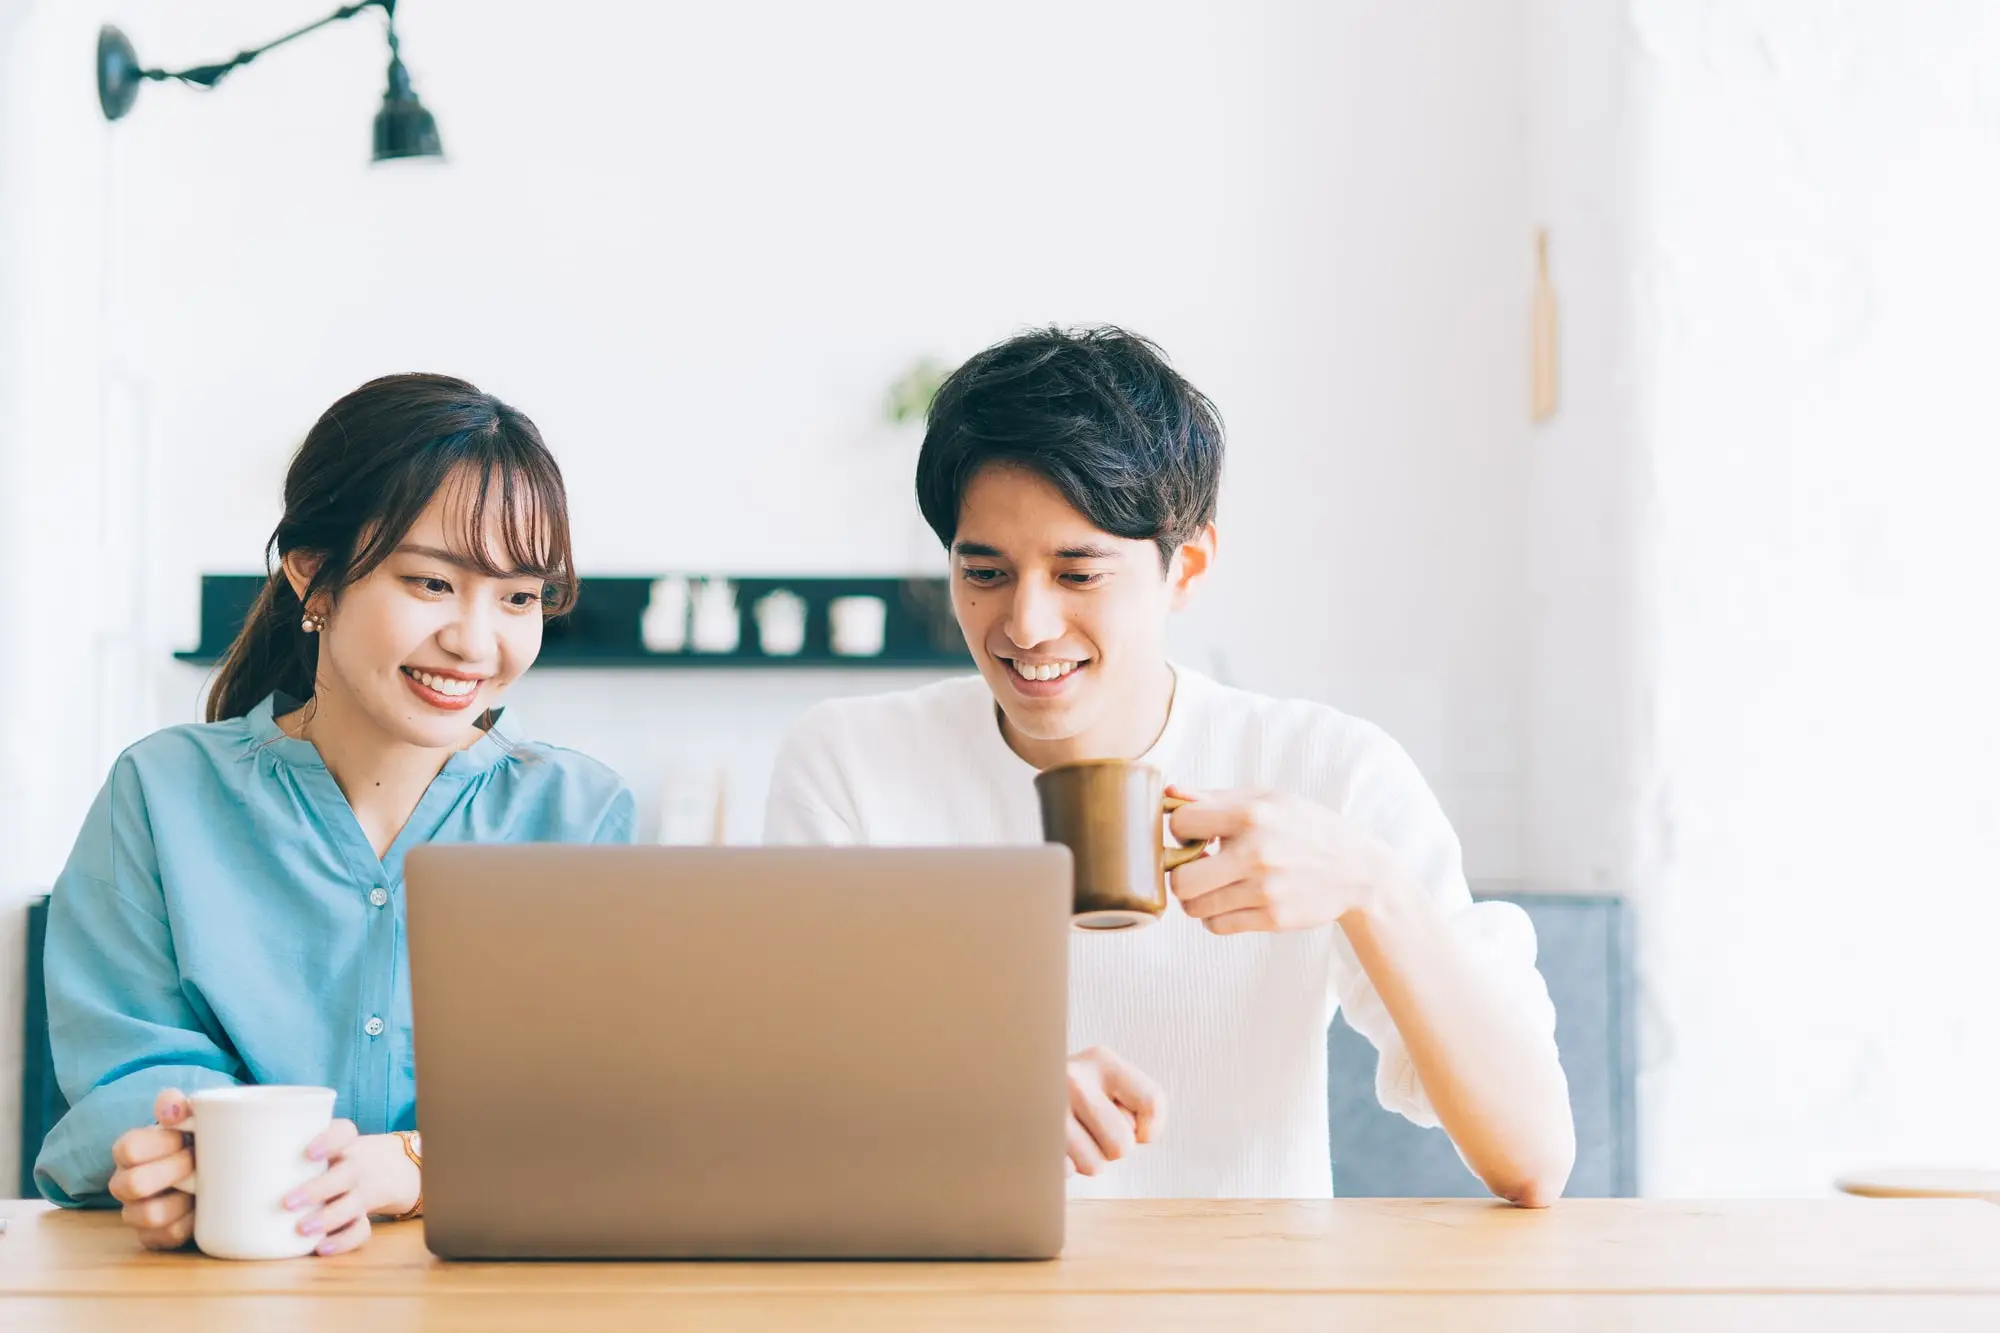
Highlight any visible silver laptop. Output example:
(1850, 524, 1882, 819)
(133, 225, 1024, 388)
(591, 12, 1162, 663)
(404, 844, 1072, 1260)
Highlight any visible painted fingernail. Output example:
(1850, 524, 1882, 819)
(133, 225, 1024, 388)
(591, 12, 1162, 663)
(284, 1191, 307, 1210)
(306, 1145, 327, 1161)
(298, 1216, 323, 1236)
(316, 1241, 338, 1256)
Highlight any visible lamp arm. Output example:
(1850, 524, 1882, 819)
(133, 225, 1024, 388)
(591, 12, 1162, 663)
(142, 0, 391, 91)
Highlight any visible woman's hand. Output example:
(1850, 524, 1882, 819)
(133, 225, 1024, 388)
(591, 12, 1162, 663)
(285, 1124, 422, 1256)
(108, 1088, 197, 1250)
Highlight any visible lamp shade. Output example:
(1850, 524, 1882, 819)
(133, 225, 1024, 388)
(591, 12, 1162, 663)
(97, 25, 143, 121)
(373, 92, 442, 162)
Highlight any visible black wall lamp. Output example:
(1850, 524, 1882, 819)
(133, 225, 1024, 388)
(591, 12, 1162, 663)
(96, 0, 442, 162)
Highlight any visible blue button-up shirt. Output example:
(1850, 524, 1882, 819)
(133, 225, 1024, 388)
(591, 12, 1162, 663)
(35, 694, 634, 1205)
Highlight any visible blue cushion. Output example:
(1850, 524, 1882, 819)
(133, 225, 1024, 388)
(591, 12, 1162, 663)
(20, 895, 67, 1199)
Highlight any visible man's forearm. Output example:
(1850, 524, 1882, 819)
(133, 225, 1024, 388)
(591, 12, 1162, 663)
(1340, 873, 1576, 1206)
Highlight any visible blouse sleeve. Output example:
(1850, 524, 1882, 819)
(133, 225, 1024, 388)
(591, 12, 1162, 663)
(34, 758, 244, 1206)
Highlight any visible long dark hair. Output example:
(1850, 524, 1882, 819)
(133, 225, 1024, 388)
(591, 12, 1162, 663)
(207, 373, 577, 723)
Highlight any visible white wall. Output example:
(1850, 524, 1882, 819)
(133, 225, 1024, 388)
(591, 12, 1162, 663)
(1, 0, 119, 1201)
(0, 0, 1535, 1194)
(1517, 0, 2000, 1195)
(1520, 0, 1651, 902)
(1629, 0, 2000, 1194)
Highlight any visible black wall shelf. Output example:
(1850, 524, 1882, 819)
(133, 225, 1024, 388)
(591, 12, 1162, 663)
(173, 574, 973, 670)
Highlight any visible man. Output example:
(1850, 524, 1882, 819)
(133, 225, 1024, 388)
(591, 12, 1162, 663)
(766, 327, 1573, 1204)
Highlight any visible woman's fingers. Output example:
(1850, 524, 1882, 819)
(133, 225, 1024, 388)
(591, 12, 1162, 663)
(288, 1159, 360, 1217)
(302, 1182, 369, 1240)
(312, 1211, 372, 1257)
(108, 1147, 195, 1205)
(137, 1210, 196, 1252)
(121, 1189, 192, 1233)
(306, 1118, 359, 1164)
(152, 1088, 192, 1128)
(110, 1125, 187, 1173)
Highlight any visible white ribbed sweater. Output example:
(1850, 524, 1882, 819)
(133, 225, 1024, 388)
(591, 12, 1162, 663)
(764, 667, 1553, 1199)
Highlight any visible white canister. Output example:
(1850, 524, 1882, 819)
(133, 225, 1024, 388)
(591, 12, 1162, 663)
(829, 595, 889, 657)
(689, 578, 742, 654)
(753, 589, 808, 657)
(640, 576, 690, 654)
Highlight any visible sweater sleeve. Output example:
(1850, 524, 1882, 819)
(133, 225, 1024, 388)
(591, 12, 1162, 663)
(764, 705, 864, 845)
(1328, 729, 1559, 1128)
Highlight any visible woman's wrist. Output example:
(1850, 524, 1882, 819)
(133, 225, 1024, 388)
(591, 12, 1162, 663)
(364, 1132, 424, 1219)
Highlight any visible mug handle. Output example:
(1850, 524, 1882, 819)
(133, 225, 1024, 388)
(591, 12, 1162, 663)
(169, 1111, 200, 1196)
(1160, 794, 1210, 871)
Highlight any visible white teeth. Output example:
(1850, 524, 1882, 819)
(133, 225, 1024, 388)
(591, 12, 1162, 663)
(1010, 660, 1079, 682)
(410, 669, 477, 697)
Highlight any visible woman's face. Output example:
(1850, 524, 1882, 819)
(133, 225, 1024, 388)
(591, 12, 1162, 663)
(300, 476, 552, 751)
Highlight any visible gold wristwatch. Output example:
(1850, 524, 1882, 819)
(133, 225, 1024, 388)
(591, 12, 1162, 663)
(386, 1130, 424, 1221)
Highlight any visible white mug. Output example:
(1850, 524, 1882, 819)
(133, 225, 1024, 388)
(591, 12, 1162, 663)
(172, 1085, 337, 1260)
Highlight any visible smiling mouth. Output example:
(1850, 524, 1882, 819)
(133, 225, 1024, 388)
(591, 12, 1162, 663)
(1001, 657, 1087, 683)
(400, 666, 484, 700)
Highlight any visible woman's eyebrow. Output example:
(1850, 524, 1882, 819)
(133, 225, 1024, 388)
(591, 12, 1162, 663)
(393, 543, 533, 577)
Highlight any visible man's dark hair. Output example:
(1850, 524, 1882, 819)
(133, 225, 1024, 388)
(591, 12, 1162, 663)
(915, 326, 1224, 569)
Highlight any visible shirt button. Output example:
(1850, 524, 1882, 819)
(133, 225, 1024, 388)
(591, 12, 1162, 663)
(369, 888, 390, 908)
(364, 1016, 386, 1038)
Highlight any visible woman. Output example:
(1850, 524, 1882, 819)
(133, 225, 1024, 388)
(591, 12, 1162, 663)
(34, 373, 634, 1255)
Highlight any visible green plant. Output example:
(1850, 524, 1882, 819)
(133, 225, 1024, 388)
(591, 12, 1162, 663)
(884, 356, 953, 426)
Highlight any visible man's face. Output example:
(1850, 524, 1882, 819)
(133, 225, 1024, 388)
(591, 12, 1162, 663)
(949, 464, 1210, 756)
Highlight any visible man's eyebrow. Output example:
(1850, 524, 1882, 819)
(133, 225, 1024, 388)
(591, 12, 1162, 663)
(954, 540, 1124, 561)
(394, 544, 532, 578)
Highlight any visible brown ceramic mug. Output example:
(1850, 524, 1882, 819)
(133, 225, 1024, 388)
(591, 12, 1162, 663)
(1034, 759, 1209, 930)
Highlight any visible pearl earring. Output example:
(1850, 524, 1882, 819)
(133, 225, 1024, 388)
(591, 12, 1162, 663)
(301, 612, 323, 634)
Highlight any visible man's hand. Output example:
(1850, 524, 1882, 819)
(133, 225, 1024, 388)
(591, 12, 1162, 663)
(1168, 788, 1402, 934)
(1066, 1047, 1164, 1176)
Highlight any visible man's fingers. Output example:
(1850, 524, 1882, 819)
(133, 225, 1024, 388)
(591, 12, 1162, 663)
(1101, 1060, 1167, 1145)
(111, 1126, 188, 1172)
(121, 1190, 192, 1232)
(1065, 1115, 1106, 1177)
(1170, 841, 1253, 903)
(1178, 878, 1269, 921)
(1069, 1082, 1136, 1163)
(1203, 906, 1279, 936)
(1166, 792, 1258, 844)
(109, 1149, 195, 1204)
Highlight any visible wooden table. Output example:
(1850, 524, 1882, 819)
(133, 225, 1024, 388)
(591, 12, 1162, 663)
(6, 1197, 2000, 1330)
